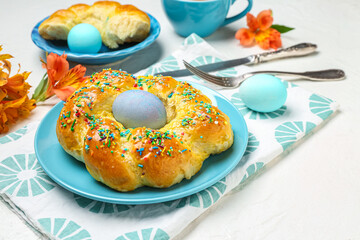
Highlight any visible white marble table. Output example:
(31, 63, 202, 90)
(1, 0, 360, 239)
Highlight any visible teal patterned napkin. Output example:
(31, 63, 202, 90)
(0, 34, 338, 240)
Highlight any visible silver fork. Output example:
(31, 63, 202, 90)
(183, 60, 346, 88)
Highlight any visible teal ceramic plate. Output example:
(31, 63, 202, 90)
(34, 82, 248, 204)
(31, 13, 160, 65)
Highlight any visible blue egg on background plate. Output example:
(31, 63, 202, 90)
(239, 74, 287, 113)
(67, 23, 102, 53)
(112, 90, 167, 129)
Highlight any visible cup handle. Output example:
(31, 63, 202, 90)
(221, 0, 253, 26)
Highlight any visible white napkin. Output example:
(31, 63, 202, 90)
(0, 34, 338, 240)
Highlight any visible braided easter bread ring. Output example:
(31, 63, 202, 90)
(38, 1, 150, 49)
(56, 69, 234, 191)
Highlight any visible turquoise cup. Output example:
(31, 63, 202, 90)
(162, 0, 253, 37)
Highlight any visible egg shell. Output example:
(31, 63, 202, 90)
(67, 23, 102, 53)
(112, 90, 167, 129)
(239, 74, 287, 113)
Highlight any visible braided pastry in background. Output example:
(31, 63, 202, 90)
(38, 1, 151, 49)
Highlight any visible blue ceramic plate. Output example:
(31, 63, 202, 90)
(34, 82, 248, 205)
(31, 14, 160, 65)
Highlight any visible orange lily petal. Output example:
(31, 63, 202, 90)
(235, 28, 255, 46)
(1, 59, 12, 73)
(3, 94, 27, 109)
(0, 107, 9, 127)
(0, 46, 13, 61)
(5, 83, 31, 100)
(0, 96, 35, 132)
(257, 9, 273, 31)
(46, 53, 69, 85)
(6, 71, 30, 87)
(0, 89, 6, 102)
(246, 13, 259, 32)
(268, 28, 282, 50)
(0, 71, 9, 86)
(4, 72, 31, 99)
(35, 52, 87, 103)
(0, 46, 35, 133)
(0, 59, 11, 86)
(4, 108, 19, 123)
(0, 54, 13, 61)
(53, 86, 76, 101)
(55, 64, 86, 89)
(17, 98, 36, 118)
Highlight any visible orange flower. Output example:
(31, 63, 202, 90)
(33, 53, 87, 102)
(246, 13, 259, 32)
(235, 9, 283, 50)
(0, 45, 36, 133)
(255, 28, 282, 50)
(235, 28, 255, 47)
(256, 10, 273, 31)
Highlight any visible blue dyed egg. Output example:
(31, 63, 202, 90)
(67, 23, 102, 53)
(112, 90, 167, 129)
(239, 74, 287, 113)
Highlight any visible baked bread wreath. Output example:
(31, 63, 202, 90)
(56, 69, 234, 191)
(38, 1, 151, 49)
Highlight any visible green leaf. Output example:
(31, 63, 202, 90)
(31, 72, 49, 103)
(271, 24, 295, 34)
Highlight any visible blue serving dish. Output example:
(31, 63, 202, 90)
(31, 13, 161, 65)
(34, 81, 248, 205)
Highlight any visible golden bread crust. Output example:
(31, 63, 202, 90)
(56, 70, 234, 191)
(38, 1, 150, 48)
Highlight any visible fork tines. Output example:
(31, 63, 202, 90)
(183, 60, 232, 87)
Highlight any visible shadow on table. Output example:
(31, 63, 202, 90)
(38, 41, 163, 75)
(206, 26, 237, 42)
